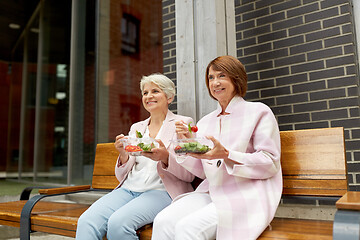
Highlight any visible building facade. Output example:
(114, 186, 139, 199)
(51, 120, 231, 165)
(0, 0, 359, 191)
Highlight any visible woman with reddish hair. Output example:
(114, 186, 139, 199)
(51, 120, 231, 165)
(152, 56, 282, 240)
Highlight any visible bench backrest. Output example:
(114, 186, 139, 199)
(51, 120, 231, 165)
(280, 127, 347, 197)
(91, 143, 120, 189)
(91, 127, 348, 196)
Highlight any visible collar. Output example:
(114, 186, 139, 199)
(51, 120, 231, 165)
(136, 110, 176, 148)
(215, 96, 244, 117)
(141, 109, 176, 127)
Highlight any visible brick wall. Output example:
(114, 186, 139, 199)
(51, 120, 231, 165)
(162, 0, 177, 112)
(162, 0, 360, 189)
(236, 0, 360, 190)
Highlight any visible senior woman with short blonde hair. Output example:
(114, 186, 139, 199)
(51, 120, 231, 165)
(76, 73, 195, 240)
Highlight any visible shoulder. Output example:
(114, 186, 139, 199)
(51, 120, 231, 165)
(129, 118, 148, 131)
(172, 113, 194, 123)
(242, 100, 277, 123)
(223, 98, 273, 116)
(197, 110, 218, 125)
(244, 100, 272, 112)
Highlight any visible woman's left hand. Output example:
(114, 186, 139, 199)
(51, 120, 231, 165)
(188, 136, 229, 160)
(141, 139, 169, 166)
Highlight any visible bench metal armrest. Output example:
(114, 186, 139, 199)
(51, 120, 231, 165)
(19, 185, 92, 239)
(20, 186, 54, 200)
(333, 191, 360, 240)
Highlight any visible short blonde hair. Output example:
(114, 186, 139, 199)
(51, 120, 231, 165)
(140, 73, 176, 99)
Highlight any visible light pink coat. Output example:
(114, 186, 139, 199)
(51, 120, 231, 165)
(115, 110, 195, 199)
(177, 97, 282, 239)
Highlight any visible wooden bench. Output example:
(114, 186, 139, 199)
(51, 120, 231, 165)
(0, 127, 357, 239)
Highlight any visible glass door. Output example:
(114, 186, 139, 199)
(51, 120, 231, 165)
(18, 13, 40, 181)
(32, 0, 71, 184)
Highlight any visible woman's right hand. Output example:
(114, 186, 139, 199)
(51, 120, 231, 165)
(175, 121, 193, 139)
(114, 134, 129, 165)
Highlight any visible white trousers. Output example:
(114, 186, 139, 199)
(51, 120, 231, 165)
(152, 192, 218, 240)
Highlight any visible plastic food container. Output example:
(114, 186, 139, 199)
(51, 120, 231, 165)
(171, 138, 213, 155)
(121, 137, 159, 156)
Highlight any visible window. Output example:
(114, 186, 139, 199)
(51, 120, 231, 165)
(121, 13, 139, 54)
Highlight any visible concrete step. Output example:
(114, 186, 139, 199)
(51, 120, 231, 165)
(275, 203, 336, 221)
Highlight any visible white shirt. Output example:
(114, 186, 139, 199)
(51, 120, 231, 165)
(121, 125, 166, 192)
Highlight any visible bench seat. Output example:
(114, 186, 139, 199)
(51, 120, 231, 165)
(259, 218, 333, 239)
(0, 201, 334, 239)
(0, 200, 87, 237)
(0, 127, 354, 239)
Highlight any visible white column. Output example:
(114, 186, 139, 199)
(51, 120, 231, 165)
(175, 0, 197, 120)
(176, 0, 236, 121)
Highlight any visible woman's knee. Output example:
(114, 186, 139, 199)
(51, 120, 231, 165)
(175, 217, 193, 233)
(174, 218, 201, 239)
(174, 216, 216, 240)
(107, 213, 137, 238)
(151, 210, 176, 239)
(76, 210, 107, 239)
(153, 208, 172, 229)
(77, 210, 92, 228)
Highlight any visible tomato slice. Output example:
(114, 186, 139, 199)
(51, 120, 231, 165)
(125, 145, 142, 152)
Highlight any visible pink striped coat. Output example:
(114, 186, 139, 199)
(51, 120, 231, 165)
(177, 96, 282, 239)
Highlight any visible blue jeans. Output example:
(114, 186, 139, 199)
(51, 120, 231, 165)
(75, 188, 172, 240)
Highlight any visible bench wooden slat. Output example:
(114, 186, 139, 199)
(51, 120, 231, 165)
(0, 200, 89, 238)
(91, 176, 119, 189)
(92, 143, 119, 176)
(258, 218, 333, 239)
(31, 225, 76, 238)
(90, 143, 120, 189)
(31, 205, 88, 237)
(280, 127, 347, 197)
(38, 185, 91, 195)
(0, 219, 19, 228)
(284, 174, 346, 179)
(283, 179, 348, 196)
(283, 188, 347, 196)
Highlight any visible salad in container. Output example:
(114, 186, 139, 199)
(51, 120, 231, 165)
(172, 138, 213, 155)
(121, 137, 159, 156)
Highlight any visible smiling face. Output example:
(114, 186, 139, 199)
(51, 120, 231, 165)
(208, 66, 236, 109)
(142, 82, 172, 114)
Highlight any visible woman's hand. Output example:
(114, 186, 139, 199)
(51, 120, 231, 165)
(188, 136, 229, 160)
(114, 134, 129, 165)
(141, 139, 169, 166)
(175, 121, 193, 139)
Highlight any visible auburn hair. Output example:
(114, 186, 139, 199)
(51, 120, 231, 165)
(205, 55, 247, 100)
